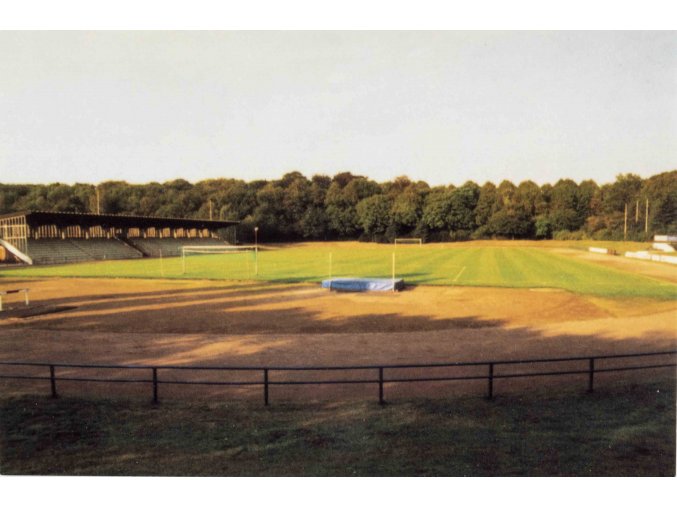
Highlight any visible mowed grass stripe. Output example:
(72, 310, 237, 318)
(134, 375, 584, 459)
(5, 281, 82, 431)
(1, 242, 675, 299)
(453, 247, 502, 287)
(397, 248, 463, 284)
(496, 248, 528, 287)
(439, 247, 478, 284)
(509, 247, 676, 298)
(530, 248, 677, 298)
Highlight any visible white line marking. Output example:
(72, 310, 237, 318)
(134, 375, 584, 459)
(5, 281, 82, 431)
(453, 266, 466, 283)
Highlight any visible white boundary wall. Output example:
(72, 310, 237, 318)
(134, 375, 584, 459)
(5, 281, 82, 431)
(652, 242, 675, 252)
(588, 247, 608, 254)
(625, 251, 677, 265)
(654, 235, 677, 243)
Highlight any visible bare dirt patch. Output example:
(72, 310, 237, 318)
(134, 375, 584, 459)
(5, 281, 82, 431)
(0, 276, 674, 402)
(0, 277, 628, 334)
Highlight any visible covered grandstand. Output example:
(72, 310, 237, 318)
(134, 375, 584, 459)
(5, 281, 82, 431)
(0, 211, 238, 265)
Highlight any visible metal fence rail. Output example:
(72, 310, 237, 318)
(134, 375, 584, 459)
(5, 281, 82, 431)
(0, 350, 675, 405)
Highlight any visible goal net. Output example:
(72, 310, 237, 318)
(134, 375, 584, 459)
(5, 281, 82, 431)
(181, 245, 258, 278)
(394, 238, 423, 246)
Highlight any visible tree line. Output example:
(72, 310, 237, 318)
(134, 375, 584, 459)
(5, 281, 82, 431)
(1, 170, 675, 243)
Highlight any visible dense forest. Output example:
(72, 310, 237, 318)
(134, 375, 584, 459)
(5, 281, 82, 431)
(1, 170, 675, 243)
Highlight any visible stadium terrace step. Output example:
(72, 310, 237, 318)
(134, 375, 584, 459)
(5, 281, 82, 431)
(126, 237, 227, 258)
(26, 238, 143, 265)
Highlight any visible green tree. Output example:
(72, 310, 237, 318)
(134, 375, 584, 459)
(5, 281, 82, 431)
(641, 170, 677, 234)
(602, 174, 642, 214)
(549, 179, 583, 232)
(447, 182, 480, 232)
(475, 182, 500, 228)
(421, 188, 453, 231)
(356, 194, 393, 239)
(325, 176, 380, 238)
(391, 183, 428, 234)
(487, 208, 532, 238)
(514, 180, 542, 217)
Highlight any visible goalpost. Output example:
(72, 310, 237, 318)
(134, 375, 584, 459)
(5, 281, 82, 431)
(394, 238, 423, 246)
(181, 245, 258, 277)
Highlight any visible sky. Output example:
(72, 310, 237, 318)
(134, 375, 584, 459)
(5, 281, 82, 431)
(0, 31, 675, 187)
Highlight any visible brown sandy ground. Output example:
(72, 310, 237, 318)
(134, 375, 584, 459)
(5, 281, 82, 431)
(0, 276, 674, 402)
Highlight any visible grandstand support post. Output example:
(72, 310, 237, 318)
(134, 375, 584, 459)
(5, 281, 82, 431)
(181, 248, 186, 275)
(159, 249, 164, 277)
(378, 367, 384, 405)
(49, 365, 57, 398)
(588, 358, 595, 393)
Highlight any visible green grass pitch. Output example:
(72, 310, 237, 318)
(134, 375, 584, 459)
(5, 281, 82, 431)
(1, 242, 675, 299)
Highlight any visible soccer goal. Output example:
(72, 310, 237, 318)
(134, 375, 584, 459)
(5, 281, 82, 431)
(394, 238, 423, 246)
(181, 245, 258, 277)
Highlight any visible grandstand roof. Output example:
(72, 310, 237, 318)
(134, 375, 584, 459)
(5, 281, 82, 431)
(0, 211, 238, 230)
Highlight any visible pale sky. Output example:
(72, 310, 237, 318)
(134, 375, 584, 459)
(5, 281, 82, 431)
(0, 31, 675, 186)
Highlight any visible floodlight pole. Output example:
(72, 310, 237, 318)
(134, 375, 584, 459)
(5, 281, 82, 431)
(254, 227, 259, 276)
(635, 200, 639, 224)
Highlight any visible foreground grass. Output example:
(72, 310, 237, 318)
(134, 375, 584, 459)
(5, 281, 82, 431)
(1, 379, 674, 476)
(1, 242, 675, 299)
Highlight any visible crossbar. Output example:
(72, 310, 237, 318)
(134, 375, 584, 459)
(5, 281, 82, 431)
(0, 288, 30, 311)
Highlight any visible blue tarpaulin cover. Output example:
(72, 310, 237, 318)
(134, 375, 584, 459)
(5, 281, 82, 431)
(321, 278, 404, 292)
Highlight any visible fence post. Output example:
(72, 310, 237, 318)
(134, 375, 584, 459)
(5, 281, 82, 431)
(588, 358, 595, 393)
(264, 368, 269, 406)
(487, 363, 494, 400)
(378, 367, 384, 405)
(49, 365, 57, 398)
(152, 368, 158, 404)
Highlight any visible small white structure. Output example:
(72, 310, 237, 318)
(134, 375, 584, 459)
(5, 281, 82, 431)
(653, 242, 675, 253)
(625, 251, 677, 265)
(0, 288, 30, 311)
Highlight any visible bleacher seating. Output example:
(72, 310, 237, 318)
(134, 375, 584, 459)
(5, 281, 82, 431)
(27, 238, 143, 265)
(72, 239, 143, 261)
(27, 239, 90, 265)
(24, 237, 226, 264)
(127, 237, 226, 257)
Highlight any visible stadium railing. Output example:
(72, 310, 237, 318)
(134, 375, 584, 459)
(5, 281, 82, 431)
(0, 350, 675, 406)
